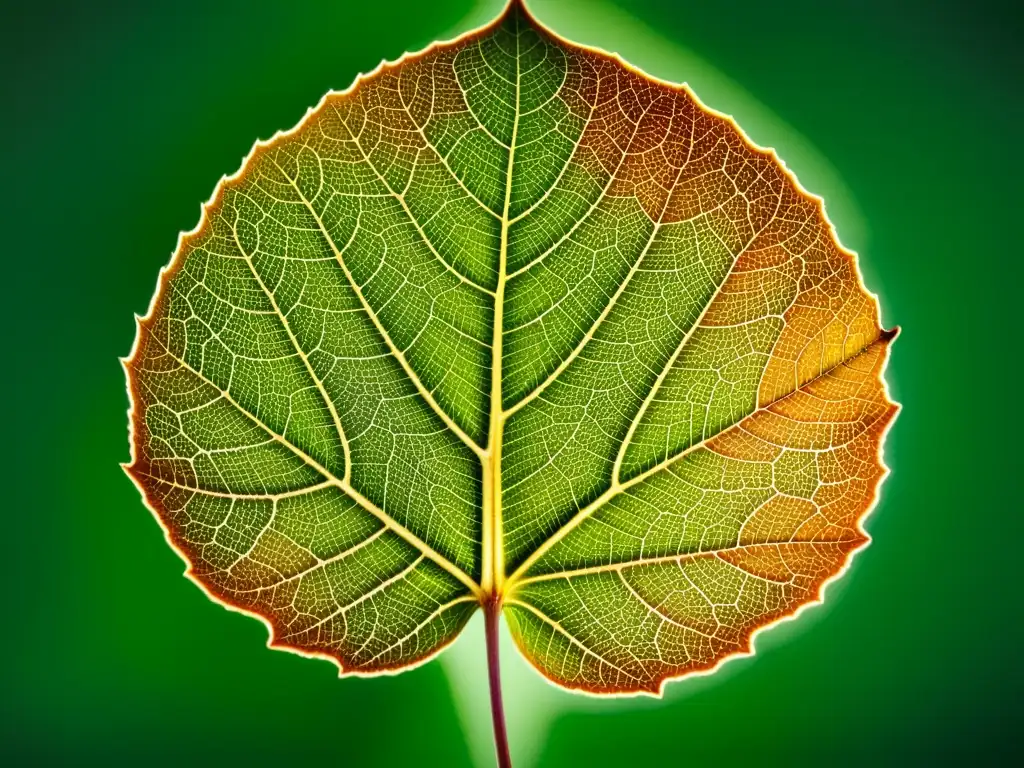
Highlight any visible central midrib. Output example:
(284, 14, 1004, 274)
(483, 20, 523, 601)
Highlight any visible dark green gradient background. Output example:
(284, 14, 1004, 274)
(2, 0, 1021, 764)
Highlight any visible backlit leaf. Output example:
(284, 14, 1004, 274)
(124, 0, 897, 697)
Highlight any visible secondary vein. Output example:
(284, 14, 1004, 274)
(136, 323, 483, 599)
(271, 157, 488, 459)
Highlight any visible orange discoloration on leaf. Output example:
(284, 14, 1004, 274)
(124, 0, 897, 698)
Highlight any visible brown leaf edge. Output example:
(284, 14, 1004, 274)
(121, 0, 901, 689)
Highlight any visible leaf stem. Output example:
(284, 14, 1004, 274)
(485, 596, 512, 768)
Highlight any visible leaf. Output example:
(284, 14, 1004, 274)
(124, 0, 897, 699)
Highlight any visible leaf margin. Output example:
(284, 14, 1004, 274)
(119, 0, 903, 689)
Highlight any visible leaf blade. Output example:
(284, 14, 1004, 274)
(125, 0, 897, 690)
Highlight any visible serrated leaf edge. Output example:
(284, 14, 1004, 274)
(120, 0, 902, 691)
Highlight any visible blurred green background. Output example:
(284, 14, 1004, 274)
(2, 0, 1021, 764)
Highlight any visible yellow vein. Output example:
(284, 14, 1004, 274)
(507, 54, 592, 226)
(140, 474, 333, 501)
(610, 222, 767, 484)
(616, 571, 718, 638)
(230, 217, 354, 483)
(328, 104, 496, 297)
(229, 527, 392, 594)
(362, 595, 478, 666)
(512, 538, 863, 587)
(505, 337, 885, 588)
(396, 78, 502, 220)
(452, 43, 513, 150)
(271, 158, 487, 459)
(504, 105, 693, 419)
(505, 97, 663, 280)
(482, 13, 522, 597)
(286, 554, 428, 638)
(504, 598, 639, 681)
(138, 325, 482, 598)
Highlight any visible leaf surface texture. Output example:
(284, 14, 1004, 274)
(125, 0, 897, 694)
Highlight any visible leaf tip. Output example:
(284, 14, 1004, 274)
(502, 0, 535, 24)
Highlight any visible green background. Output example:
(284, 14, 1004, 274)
(2, 0, 1020, 764)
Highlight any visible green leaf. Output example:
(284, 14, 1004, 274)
(125, 0, 897, 698)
